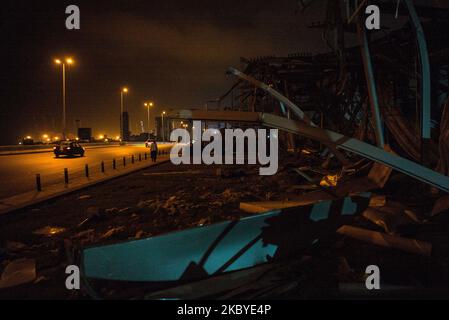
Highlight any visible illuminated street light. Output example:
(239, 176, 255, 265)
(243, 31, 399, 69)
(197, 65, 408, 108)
(54, 57, 75, 140)
(120, 87, 129, 141)
(144, 101, 154, 137)
(161, 111, 167, 142)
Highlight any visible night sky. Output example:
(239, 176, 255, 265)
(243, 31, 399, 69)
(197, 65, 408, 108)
(0, 0, 334, 144)
(1, 0, 447, 144)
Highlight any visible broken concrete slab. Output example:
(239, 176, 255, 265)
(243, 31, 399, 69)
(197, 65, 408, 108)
(0, 258, 36, 289)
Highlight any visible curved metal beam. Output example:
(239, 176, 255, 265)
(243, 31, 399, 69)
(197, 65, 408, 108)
(405, 0, 431, 140)
(261, 113, 449, 193)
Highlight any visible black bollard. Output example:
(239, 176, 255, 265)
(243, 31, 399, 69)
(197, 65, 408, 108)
(36, 174, 42, 192)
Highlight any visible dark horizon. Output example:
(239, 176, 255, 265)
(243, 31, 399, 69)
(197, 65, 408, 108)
(0, 0, 333, 145)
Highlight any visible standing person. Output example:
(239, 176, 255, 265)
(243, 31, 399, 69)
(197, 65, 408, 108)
(150, 140, 158, 163)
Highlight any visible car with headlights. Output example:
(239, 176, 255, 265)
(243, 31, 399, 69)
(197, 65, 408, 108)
(54, 141, 85, 158)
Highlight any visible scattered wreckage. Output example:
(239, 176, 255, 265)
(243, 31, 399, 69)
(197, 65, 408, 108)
(3, 0, 449, 299)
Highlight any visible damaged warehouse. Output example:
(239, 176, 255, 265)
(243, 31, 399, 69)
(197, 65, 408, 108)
(1, 0, 449, 302)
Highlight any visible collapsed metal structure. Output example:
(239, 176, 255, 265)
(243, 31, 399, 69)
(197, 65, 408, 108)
(79, 1, 449, 298)
(216, 0, 449, 172)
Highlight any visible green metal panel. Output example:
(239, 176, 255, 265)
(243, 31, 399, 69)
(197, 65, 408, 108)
(82, 193, 371, 282)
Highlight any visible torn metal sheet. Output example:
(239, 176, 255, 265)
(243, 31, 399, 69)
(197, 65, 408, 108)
(81, 193, 371, 283)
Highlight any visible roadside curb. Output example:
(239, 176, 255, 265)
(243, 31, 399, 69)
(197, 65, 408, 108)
(0, 158, 171, 216)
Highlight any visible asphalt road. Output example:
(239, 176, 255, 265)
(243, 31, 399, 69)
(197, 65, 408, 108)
(0, 144, 164, 199)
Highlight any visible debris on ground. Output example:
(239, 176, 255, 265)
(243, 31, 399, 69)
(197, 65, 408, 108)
(0, 258, 36, 289)
(33, 226, 66, 237)
(78, 195, 92, 201)
(101, 227, 126, 239)
(337, 225, 432, 257)
(5, 241, 27, 252)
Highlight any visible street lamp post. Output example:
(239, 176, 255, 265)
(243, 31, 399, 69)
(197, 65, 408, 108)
(144, 102, 154, 138)
(120, 87, 128, 140)
(54, 58, 74, 140)
(161, 111, 166, 142)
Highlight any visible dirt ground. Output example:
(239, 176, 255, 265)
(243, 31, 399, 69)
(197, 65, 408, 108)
(1, 157, 449, 299)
